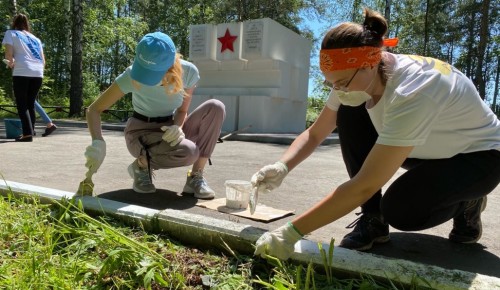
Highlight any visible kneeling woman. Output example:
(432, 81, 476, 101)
(252, 8, 500, 259)
(85, 32, 225, 198)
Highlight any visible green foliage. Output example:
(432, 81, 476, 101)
(308, 0, 499, 105)
(0, 87, 12, 105)
(0, 195, 230, 288)
(306, 95, 327, 128)
(0, 194, 254, 288)
(1, 1, 498, 117)
(82, 71, 102, 107)
(252, 239, 430, 290)
(0, 192, 431, 289)
(1, 0, 330, 117)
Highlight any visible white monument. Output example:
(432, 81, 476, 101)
(189, 18, 312, 133)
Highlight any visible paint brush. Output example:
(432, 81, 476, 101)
(249, 186, 259, 215)
(76, 169, 94, 196)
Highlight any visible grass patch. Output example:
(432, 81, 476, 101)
(0, 193, 427, 289)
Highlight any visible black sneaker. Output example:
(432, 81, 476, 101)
(42, 124, 57, 137)
(449, 197, 487, 244)
(339, 212, 390, 251)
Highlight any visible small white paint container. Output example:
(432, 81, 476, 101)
(224, 180, 252, 209)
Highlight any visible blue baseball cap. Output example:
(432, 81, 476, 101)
(131, 32, 176, 86)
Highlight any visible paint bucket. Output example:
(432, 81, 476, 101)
(4, 118, 22, 139)
(224, 180, 252, 209)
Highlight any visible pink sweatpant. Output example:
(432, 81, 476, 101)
(124, 99, 225, 170)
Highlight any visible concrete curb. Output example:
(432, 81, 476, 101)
(1, 180, 499, 289)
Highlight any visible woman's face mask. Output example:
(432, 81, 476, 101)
(331, 68, 375, 107)
(335, 90, 372, 107)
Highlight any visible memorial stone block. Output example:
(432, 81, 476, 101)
(189, 24, 217, 60)
(189, 18, 312, 133)
(189, 24, 219, 70)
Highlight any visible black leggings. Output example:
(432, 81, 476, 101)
(13, 76, 43, 136)
(336, 104, 500, 231)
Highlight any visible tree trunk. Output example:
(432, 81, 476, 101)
(465, 6, 476, 78)
(65, 0, 72, 71)
(385, 0, 391, 34)
(474, 0, 489, 100)
(8, 0, 17, 100)
(492, 55, 499, 114)
(352, 0, 362, 22)
(423, 0, 430, 55)
(9, 0, 17, 14)
(69, 0, 83, 117)
(112, 2, 121, 81)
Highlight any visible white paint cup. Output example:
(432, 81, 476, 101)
(224, 180, 252, 209)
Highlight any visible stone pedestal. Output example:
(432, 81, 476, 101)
(189, 18, 311, 133)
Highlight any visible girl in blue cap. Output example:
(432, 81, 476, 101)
(84, 32, 225, 198)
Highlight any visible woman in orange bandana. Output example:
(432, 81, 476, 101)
(251, 8, 500, 259)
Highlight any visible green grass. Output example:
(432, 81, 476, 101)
(0, 193, 427, 289)
(0, 195, 250, 289)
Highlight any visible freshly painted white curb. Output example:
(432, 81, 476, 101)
(1, 180, 499, 290)
(293, 241, 500, 289)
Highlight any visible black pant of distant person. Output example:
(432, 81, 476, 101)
(336, 103, 500, 231)
(13, 76, 43, 136)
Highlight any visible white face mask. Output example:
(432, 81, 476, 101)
(335, 90, 372, 107)
(334, 71, 375, 107)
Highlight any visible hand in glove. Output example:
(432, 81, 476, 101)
(254, 222, 303, 260)
(161, 125, 185, 146)
(84, 139, 106, 174)
(251, 161, 288, 193)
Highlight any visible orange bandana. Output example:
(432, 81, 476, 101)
(320, 38, 399, 72)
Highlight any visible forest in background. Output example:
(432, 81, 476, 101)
(0, 0, 498, 117)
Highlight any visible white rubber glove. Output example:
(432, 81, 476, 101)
(251, 161, 288, 193)
(84, 139, 106, 174)
(254, 222, 303, 260)
(161, 125, 185, 146)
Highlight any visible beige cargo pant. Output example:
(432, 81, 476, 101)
(124, 99, 225, 170)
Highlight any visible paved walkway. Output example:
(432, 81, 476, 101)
(1, 120, 499, 279)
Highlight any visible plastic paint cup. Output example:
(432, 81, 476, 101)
(224, 180, 252, 209)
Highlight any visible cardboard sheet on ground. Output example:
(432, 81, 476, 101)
(197, 198, 294, 222)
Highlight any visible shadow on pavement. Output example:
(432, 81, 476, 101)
(98, 189, 198, 211)
(368, 232, 500, 277)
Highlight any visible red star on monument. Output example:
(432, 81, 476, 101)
(218, 28, 238, 53)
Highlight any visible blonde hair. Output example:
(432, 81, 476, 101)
(162, 53, 183, 95)
(132, 53, 185, 95)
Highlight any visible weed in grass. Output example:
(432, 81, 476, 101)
(251, 238, 429, 290)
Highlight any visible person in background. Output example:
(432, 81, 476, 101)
(1, 69, 56, 137)
(34, 100, 57, 137)
(2, 13, 45, 142)
(252, 8, 500, 260)
(84, 32, 225, 198)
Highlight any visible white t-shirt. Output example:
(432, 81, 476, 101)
(2, 29, 44, 77)
(326, 53, 500, 159)
(115, 59, 200, 117)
